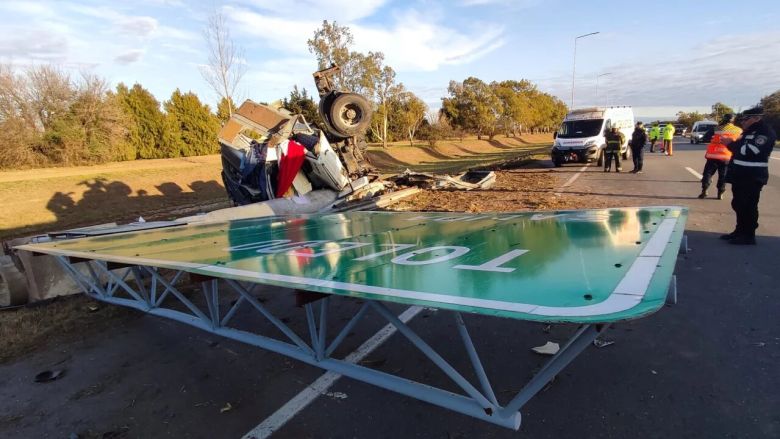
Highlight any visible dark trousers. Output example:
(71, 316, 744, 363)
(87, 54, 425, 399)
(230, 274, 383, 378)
(649, 138, 657, 152)
(701, 159, 727, 192)
(604, 150, 621, 171)
(731, 181, 763, 237)
(631, 145, 644, 171)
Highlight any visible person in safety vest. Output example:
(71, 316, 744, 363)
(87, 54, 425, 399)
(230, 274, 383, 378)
(604, 126, 625, 172)
(662, 122, 675, 156)
(697, 113, 742, 199)
(649, 122, 660, 152)
(721, 106, 777, 245)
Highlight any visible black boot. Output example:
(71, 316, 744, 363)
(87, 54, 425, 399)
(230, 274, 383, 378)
(720, 231, 738, 240)
(697, 190, 707, 199)
(717, 190, 725, 200)
(729, 235, 756, 245)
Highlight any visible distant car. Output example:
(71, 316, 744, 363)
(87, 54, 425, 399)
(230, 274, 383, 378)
(674, 124, 688, 137)
(690, 121, 717, 144)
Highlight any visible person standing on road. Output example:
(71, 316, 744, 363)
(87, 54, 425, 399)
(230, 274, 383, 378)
(662, 122, 676, 156)
(721, 106, 777, 245)
(630, 121, 647, 173)
(697, 113, 742, 200)
(649, 122, 660, 152)
(604, 126, 625, 172)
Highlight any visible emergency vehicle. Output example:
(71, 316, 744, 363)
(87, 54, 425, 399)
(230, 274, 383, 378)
(552, 106, 634, 167)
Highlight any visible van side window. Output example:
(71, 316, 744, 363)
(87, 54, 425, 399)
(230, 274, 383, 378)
(604, 119, 611, 131)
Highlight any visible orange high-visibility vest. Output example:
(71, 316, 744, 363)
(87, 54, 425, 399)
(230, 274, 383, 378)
(704, 123, 742, 161)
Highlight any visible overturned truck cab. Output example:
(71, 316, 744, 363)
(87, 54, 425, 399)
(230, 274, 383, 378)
(219, 65, 375, 207)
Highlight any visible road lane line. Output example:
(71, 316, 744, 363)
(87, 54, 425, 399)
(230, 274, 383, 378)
(555, 164, 588, 196)
(243, 305, 424, 439)
(685, 167, 703, 180)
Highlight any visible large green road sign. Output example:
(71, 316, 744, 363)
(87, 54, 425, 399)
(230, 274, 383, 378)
(19, 207, 687, 323)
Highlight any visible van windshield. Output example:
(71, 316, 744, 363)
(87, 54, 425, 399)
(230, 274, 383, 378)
(558, 119, 603, 138)
(694, 124, 715, 132)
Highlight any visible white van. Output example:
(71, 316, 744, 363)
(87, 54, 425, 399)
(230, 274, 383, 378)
(690, 120, 717, 144)
(552, 106, 634, 167)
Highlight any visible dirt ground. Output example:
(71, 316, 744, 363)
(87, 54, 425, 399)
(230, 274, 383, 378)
(0, 135, 552, 241)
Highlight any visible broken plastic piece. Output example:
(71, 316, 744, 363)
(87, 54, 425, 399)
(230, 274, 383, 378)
(220, 402, 233, 413)
(531, 341, 560, 355)
(593, 338, 615, 348)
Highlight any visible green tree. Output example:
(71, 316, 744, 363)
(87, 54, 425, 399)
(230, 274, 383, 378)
(710, 102, 735, 121)
(676, 110, 705, 128)
(441, 77, 501, 140)
(282, 86, 322, 128)
(396, 91, 427, 146)
(164, 89, 220, 157)
(216, 96, 236, 125)
(759, 90, 780, 137)
(115, 83, 176, 159)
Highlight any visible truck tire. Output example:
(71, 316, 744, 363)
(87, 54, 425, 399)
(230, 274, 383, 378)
(328, 93, 372, 137)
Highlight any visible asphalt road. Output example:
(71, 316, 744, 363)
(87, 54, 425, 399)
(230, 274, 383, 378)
(1, 137, 778, 438)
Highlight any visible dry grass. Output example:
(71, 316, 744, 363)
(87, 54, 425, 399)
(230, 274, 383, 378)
(0, 294, 137, 364)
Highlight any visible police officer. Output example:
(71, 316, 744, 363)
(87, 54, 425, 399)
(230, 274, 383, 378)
(630, 121, 647, 173)
(721, 106, 777, 245)
(604, 126, 625, 172)
(697, 113, 742, 200)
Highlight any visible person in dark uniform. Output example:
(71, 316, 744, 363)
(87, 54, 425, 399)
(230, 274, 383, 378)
(604, 126, 624, 172)
(629, 121, 647, 173)
(721, 106, 777, 245)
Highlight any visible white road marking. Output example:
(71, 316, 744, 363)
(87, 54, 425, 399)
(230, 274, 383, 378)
(555, 164, 588, 196)
(685, 167, 703, 180)
(242, 305, 424, 439)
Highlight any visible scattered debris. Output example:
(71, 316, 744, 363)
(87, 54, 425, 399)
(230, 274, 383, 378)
(34, 369, 65, 383)
(531, 341, 560, 355)
(87, 304, 100, 312)
(650, 370, 658, 375)
(324, 391, 348, 400)
(219, 402, 233, 413)
(542, 324, 552, 333)
(593, 338, 615, 348)
(389, 169, 496, 191)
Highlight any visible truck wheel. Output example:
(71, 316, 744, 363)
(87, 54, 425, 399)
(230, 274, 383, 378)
(328, 93, 372, 137)
(596, 150, 604, 167)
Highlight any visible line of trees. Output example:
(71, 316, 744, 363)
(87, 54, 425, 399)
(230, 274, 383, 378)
(0, 64, 223, 169)
(441, 78, 567, 141)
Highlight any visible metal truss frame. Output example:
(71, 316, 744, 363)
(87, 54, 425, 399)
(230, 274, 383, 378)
(56, 255, 611, 430)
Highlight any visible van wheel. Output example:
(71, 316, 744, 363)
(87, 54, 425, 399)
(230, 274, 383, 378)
(690, 138, 694, 144)
(553, 159, 563, 167)
(596, 150, 604, 167)
(623, 148, 631, 160)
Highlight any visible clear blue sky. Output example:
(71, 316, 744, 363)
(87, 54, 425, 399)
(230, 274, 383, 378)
(2, 0, 779, 118)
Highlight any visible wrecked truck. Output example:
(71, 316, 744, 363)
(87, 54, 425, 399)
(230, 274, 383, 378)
(0, 65, 495, 308)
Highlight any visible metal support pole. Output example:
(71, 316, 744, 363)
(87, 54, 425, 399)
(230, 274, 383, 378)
(454, 313, 498, 405)
(369, 301, 496, 412)
(326, 301, 370, 357)
(501, 324, 607, 416)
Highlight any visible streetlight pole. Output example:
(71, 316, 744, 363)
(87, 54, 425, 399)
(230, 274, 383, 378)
(571, 31, 599, 109)
(595, 72, 611, 107)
